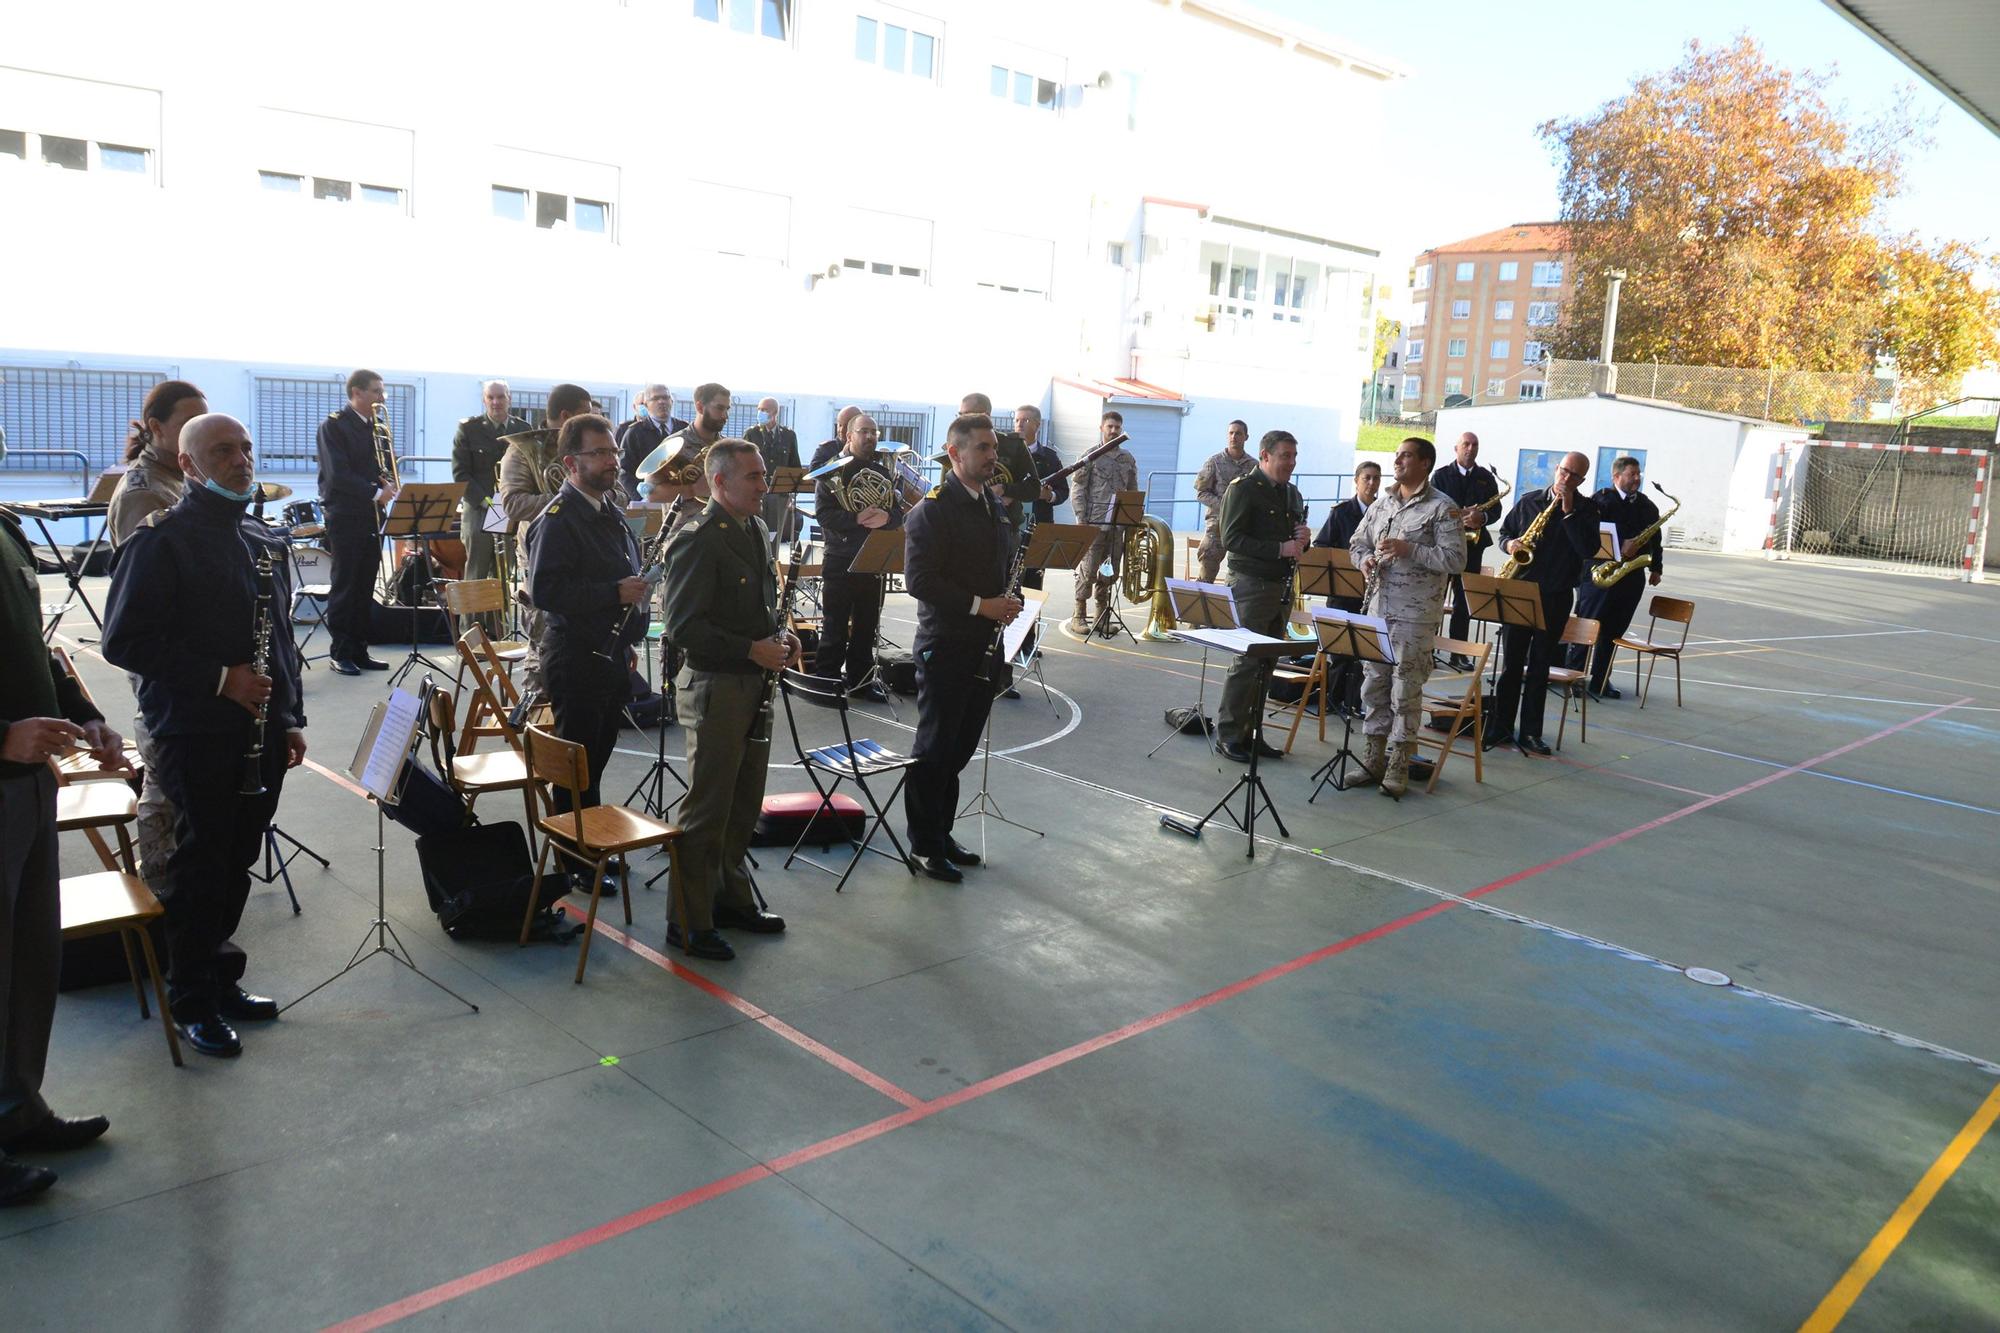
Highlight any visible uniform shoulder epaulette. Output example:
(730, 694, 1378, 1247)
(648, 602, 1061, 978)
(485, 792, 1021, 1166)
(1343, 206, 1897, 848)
(545, 497, 563, 516)
(140, 509, 169, 530)
(925, 483, 944, 501)
(326, 409, 344, 421)
(1227, 472, 1249, 486)
(459, 414, 481, 426)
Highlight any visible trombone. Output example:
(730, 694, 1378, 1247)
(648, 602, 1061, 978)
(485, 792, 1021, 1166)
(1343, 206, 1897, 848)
(371, 402, 402, 491)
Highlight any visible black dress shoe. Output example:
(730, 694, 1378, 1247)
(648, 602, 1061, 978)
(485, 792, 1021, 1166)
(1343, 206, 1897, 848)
(942, 839, 982, 866)
(0, 1159, 57, 1207)
(1252, 737, 1285, 760)
(713, 904, 786, 933)
(217, 987, 279, 1022)
(1215, 740, 1253, 764)
(1482, 729, 1514, 753)
(1000, 686, 1021, 700)
(1517, 736, 1552, 757)
(914, 854, 964, 883)
(1450, 655, 1477, 671)
(6, 1114, 109, 1153)
(673, 925, 734, 960)
(329, 659, 362, 677)
(355, 654, 390, 671)
(179, 1016, 243, 1058)
(1591, 684, 1622, 700)
(847, 682, 888, 703)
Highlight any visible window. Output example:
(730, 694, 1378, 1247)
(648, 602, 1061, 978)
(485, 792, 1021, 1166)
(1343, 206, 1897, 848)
(840, 206, 932, 282)
(682, 180, 790, 264)
(40, 134, 86, 171)
(1487, 380, 1506, 398)
(1447, 339, 1467, 357)
(694, 0, 790, 41)
(1532, 260, 1564, 287)
(1406, 339, 1423, 363)
(1413, 263, 1431, 290)
(255, 109, 413, 214)
(261, 170, 304, 193)
(491, 185, 527, 221)
(0, 129, 23, 159)
(855, 9, 939, 80)
(0, 71, 160, 184)
(974, 231, 1055, 297)
(1597, 446, 1645, 480)
(489, 147, 618, 239)
(253, 375, 416, 470)
(99, 143, 148, 173)
(359, 183, 402, 207)
(1450, 299, 1470, 319)
(1524, 340, 1548, 363)
(1409, 303, 1425, 328)
(990, 64, 1059, 112)
(1493, 300, 1514, 320)
(313, 177, 351, 202)
(492, 183, 611, 235)
(1106, 241, 1125, 265)
(1490, 339, 1510, 359)
(1527, 302, 1558, 326)
(1454, 261, 1475, 281)
(1402, 375, 1421, 399)
(0, 364, 166, 473)
(1499, 261, 1518, 282)
(1386, 351, 1398, 368)
(1519, 382, 1546, 401)
(1444, 376, 1465, 397)
(0, 130, 154, 179)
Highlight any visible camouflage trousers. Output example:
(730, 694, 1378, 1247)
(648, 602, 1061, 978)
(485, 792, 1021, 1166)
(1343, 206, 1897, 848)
(129, 703, 177, 891)
(1197, 519, 1224, 583)
(1360, 618, 1438, 744)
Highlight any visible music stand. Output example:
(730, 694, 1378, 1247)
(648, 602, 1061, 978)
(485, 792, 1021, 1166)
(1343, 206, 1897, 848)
(847, 527, 905, 711)
(1306, 609, 1397, 801)
(1081, 490, 1146, 643)
(1159, 626, 1293, 858)
(10, 500, 111, 642)
(1146, 578, 1237, 756)
(769, 465, 810, 555)
(380, 482, 464, 686)
(284, 685, 478, 1016)
(1461, 571, 1545, 695)
(1284, 547, 1336, 643)
(956, 593, 1047, 850)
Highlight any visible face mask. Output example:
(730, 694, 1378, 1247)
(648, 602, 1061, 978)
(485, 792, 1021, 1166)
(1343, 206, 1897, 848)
(188, 458, 256, 503)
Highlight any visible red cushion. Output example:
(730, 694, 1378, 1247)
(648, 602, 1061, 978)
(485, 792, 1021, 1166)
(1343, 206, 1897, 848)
(761, 792, 863, 817)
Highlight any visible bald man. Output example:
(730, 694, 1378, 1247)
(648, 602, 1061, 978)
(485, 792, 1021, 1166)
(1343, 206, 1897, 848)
(809, 404, 863, 471)
(617, 384, 688, 496)
(745, 397, 801, 546)
(1489, 451, 1600, 756)
(103, 413, 309, 1058)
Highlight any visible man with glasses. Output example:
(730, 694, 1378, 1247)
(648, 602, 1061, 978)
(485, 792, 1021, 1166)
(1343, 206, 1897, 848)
(618, 384, 688, 498)
(525, 415, 649, 813)
(1488, 452, 1599, 756)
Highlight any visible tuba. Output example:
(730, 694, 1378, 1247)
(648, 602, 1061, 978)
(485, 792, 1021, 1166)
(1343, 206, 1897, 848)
(1590, 483, 1680, 587)
(1121, 514, 1178, 640)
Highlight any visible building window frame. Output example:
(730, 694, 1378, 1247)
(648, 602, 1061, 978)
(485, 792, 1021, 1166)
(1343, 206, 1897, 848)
(1532, 260, 1564, 288)
(1493, 299, 1514, 321)
(1519, 381, 1546, 401)
(1413, 263, 1431, 291)
(1498, 260, 1519, 282)
(491, 182, 613, 238)
(1526, 302, 1558, 327)
(1406, 339, 1424, 363)
(1454, 261, 1475, 281)
(989, 63, 1060, 113)
(853, 4, 942, 83)
(692, 0, 793, 43)
(1446, 338, 1467, 358)
(1450, 299, 1470, 319)
(1490, 339, 1510, 359)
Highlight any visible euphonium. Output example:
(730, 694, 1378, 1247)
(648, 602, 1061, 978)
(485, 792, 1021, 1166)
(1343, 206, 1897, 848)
(1121, 515, 1178, 640)
(1590, 482, 1680, 587)
(1495, 485, 1561, 579)
(371, 402, 401, 490)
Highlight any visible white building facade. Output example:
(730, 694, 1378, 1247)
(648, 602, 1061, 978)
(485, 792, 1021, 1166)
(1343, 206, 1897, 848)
(0, 0, 1399, 531)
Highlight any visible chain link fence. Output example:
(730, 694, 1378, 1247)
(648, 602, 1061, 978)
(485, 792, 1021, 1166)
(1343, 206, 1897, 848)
(1545, 359, 1894, 424)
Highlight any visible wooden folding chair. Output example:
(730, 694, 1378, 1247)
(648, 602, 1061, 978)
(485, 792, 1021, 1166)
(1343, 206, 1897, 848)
(1183, 536, 1202, 580)
(455, 629, 528, 756)
(1545, 616, 1600, 750)
(425, 686, 539, 848)
(460, 619, 531, 707)
(1416, 637, 1489, 793)
(55, 774, 139, 873)
(61, 871, 181, 1067)
(1616, 596, 1696, 708)
(48, 649, 144, 782)
(523, 726, 680, 983)
(1267, 612, 1329, 754)
(439, 580, 526, 689)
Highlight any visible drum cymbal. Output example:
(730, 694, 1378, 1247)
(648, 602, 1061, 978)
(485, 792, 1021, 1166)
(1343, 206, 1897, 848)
(256, 481, 294, 501)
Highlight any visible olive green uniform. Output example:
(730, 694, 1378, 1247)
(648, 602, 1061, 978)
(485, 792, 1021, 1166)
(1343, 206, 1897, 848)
(661, 501, 780, 935)
(105, 444, 188, 884)
(1214, 467, 1304, 747)
(452, 411, 527, 588)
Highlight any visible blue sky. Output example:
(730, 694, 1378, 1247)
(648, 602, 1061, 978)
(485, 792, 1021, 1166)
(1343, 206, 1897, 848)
(1254, 0, 2000, 295)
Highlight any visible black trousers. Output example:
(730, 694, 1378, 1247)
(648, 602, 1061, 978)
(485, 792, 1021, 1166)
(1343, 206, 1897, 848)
(1446, 543, 1485, 642)
(1572, 577, 1643, 692)
(546, 646, 631, 812)
(150, 726, 284, 1020)
(816, 569, 881, 688)
(905, 636, 996, 856)
(1494, 584, 1572, 741)
(324, 504, 381, 661)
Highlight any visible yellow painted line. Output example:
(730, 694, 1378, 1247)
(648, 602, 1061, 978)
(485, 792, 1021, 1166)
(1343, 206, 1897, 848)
(1799, 1080, 2000, 1331)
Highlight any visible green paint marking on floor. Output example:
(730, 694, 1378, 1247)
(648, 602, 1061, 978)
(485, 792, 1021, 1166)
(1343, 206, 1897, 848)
(600, 1056, 620, 1066)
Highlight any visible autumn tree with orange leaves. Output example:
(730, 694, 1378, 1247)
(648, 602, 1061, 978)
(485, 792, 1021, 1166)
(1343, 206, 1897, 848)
(1539, 36, 1998, 406)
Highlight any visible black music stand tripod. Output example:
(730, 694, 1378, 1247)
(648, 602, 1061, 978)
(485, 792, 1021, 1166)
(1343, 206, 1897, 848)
(1306, 609, 1397, 800)
(1085, 491, 1147, 644)
(380, 482, 464, 688)
(250, 823, 325, 913)
(1147, 579, 1238, 756)
(1160, 630, 1293, 858)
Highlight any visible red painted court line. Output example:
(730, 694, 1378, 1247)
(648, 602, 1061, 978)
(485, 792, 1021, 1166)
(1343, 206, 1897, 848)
(324, 699, 1964, 1331)
(1547, 752, 1716, 799)
(302, 756, 369, 799)
(583, 917, 924, 1110)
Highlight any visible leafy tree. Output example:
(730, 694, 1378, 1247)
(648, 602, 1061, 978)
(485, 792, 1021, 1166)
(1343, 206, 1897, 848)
(1372, 311, 1401, 372)
(1538, 36, 1914, 374)
(1876, 236, 2000, 410)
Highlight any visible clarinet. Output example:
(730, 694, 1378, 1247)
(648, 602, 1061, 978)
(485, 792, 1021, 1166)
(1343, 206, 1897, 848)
(240, 550, 277, 796)
(596, 493, 692, 661)
(750, 533, 809, 743)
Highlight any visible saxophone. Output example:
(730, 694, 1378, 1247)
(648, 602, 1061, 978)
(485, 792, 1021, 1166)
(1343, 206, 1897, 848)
(1496, 487, 1561, 579)
(1590, 483, 1680, 587)
(1463, 477, 1511, 550)
(240, 550, 277, 796)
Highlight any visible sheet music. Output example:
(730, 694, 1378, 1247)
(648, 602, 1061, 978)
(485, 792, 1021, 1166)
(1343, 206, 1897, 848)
(354, 688, 422, 802)
(1599, 521, 1620, 560)
(1003, 591, 1045, 661)
(1313, 606, 1396, 661)
(1173, 626, 1286, 654)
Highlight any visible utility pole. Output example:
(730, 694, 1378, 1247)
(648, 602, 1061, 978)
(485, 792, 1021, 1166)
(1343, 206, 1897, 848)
(1594, 268, 1626, 396)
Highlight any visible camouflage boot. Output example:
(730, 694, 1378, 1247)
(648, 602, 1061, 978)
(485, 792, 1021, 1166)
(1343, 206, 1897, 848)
(1352, 733, 1385, 787)
(1379, 741, 1413, 801)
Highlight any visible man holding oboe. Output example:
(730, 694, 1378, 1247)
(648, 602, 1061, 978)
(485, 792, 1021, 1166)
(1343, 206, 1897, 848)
(103, 413, 306, 1059)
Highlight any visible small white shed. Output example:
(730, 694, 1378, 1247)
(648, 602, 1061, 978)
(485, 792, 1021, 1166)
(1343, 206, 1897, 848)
(1434, 395, 1802, 554)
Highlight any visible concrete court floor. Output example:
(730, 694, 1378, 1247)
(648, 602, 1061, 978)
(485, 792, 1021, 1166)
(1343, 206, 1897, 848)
(6, 549, 1998, 1330)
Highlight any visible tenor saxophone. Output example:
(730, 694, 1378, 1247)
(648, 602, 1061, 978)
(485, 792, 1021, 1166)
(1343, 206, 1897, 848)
(1590, 483, 1680, 587)
(1496, 487, 1561, 579)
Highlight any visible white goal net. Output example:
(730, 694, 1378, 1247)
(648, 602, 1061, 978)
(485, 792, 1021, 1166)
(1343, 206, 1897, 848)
(1778, 441, 1991, 581)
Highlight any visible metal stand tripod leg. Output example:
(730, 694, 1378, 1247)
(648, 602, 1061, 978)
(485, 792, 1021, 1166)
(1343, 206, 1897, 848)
(251, 823, 328, 914)
(1159, 667, 1288, 857)
(1147, 647, 1217, 758)
(283, 801, 479, 1015)
(956, 683, 1044, 859)
(1308, 707, 1367, 802)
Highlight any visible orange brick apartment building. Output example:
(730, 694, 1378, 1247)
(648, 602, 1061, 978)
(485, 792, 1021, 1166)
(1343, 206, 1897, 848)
(1402, 222, 1574, 412)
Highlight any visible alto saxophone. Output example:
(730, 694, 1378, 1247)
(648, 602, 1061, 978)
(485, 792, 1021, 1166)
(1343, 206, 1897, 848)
(1496, 486, 1562, 579)
(240, 550, 277, 796)
(1590, 483, 1680, 587)
(1463, 477, 1511, 550)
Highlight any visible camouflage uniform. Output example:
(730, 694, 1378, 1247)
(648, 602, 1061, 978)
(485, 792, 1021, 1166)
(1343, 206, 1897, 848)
(1067, 444, 1138, 630)
(106, 443, 188, 885)
(497, 427, 564, 697)
(1346, 482, 1460, 746)
(1194, 448, 1257, 582)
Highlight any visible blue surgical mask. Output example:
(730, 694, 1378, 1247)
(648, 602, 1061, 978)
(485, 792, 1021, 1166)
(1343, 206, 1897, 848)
(202, 477, 258, 503)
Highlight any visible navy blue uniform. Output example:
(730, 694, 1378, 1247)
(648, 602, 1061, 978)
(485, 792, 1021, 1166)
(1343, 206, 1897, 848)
(1021, 442, 1068, 591)
(902, 477, 1015, 857)
(525, 483, 645, 810)
(618, 414, 689, 497)
(1430, 461, 1500, 641)
(315, 407, 387, 661)
(1312, 496, 1370, 711)
(1572, 485, 1664, 692)
(1492, 488, 1600, 743)
(102, 486, 305, 1021)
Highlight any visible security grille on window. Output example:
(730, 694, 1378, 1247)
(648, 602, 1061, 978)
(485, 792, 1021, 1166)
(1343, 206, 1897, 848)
(870, 409, 930, 462)
(0, 365, 166, 474)
(1532, 261, 1564, 287)
(1526, 303, 1558, 327)
(693, 0, 791, 40)
(854, 8, 940, 80)
(675, 393, 790, 442)
(989, 65, 1059, 112)
(252, 376, 418, 471)
(507, 388, 623, 432)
